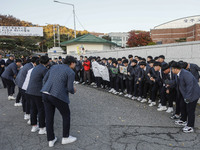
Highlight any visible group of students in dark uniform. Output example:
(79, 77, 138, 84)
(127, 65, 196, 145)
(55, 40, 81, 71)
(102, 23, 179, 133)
(0, 54, 78, 147)
(74, 54, 200, 133)
(0, 52, 200, 149)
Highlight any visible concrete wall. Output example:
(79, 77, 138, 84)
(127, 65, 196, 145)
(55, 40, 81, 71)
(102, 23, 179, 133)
(66, 43, 112, 55)
(70, 41, 200, 66)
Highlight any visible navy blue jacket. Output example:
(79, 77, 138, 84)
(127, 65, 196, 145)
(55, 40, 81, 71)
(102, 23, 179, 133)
(5, 59, 14, 67)
(26, 64, 48, 96)
(1, 63, 18, 81)
(188, 63, 200, 81)
(16, 63, 34, 88)
(0, 59, 5, 75)
(176, 69, 200, 102)
(41, 64, 75, 104)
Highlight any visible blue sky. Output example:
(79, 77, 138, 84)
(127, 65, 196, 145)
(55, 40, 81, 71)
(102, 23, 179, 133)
(0, 0, 200, 33)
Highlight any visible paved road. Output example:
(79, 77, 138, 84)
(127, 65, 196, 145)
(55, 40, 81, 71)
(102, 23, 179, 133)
(0, 84, 200, 150)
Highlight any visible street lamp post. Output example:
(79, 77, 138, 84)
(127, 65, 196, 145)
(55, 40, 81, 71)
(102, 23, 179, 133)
(54, 0, 76, 38)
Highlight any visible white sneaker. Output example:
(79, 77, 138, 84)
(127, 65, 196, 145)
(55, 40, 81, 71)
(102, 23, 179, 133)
(128, 95, 132, 99)
(24, 114, 30, 120)
(149, 102, 156, 107)
(82, 82, 85, 85)
(91, 82, 95, 86)
(119, 92, 123, 95)
(158, 103, 162, 108)
(141, 99, 147, 103)
(166, 107, 173, 113)
(38, 127, 47, 135)
(113, 91, 119, 95)
(109, 88, 114, 93)
(61, 136, 77, 145)
(14, 102, 22, 106)
(31, 126, 39, 132)
(49, 137, 57, 147)
(137, 97, 142, 101)
(175, 120, 187, 126)
(9, 96, 16, 100)
(132, 96, 137, 100)
(27, 119, 31, 125)
(17, 102, 22, 106)
(124, 94, 129, 97)
(182, 126, 194, 133)
(112, 90, 116, 94)
(148, 99, 152, 104)
(157, 106, 167, 111)
(8, 96, 14, 100)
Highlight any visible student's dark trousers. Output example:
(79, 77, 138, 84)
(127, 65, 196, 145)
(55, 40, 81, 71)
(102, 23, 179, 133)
(180, 98, 198, 127)
(19, 88, 27, 112)
(30, 95, 45, 128)
(133, 80, 139, 97)
(1, 77, 7, 88)
(2, 77, 15, 96)
(166, 88, 176, 107)
(138, 81, 144, 97)
(75, 70, 80, 82)
(110, 76, 117, 90)
(116, 77, 124, 92)
(84, 70, 91, 84)
(151, 83, 159, 102)
(16, 87, 22, 103)
(80, 70, 84, 83)
(43, 94, 70, 141)
(96, 77, 102, 88)
(142, 82, 151, 99)
(125, 78, 133, 95)
(24, 93, 31, 114)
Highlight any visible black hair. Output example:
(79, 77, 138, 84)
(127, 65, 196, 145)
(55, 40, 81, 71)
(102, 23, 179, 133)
(159, 55, 165, 59)
(36, 59, 40, 65)
(153, 62, 162, 67)
(31, 56, 39, 63)
(84, 56, 87, 58)
(40, 56, 49, 65)
(154, 56, 159, 60)
(180, 61, 188, 69)
(141, 58, 146, 62)
(171, 62, 181, 69)
(122, 59, 128, 64)
(131, 59, 138, 64)
(149, 60, 155, 64)
(112, 60, 118, 65)
(80, 55, 83, 58)
(59, 56, 62, 59)
(128, 54, 133, 58)
(169, 60, 175, 67)
(122, 57, 126, 59)
(16, 59, 22, 63)
(117, 58, 122, 61)
(64, 56, 76, 65)
(162, 63, 170, 71)
(147, 56, 153, 60)
(112, 58, 117, 62)
(108, 57, 112, 60)
(139, 61, 146, 66)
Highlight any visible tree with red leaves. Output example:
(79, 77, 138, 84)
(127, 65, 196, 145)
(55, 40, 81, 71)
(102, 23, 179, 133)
(127, 31, 153, 47)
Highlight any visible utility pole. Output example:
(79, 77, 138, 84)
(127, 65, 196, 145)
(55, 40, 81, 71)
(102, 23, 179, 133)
(54, 0, 76, 38)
